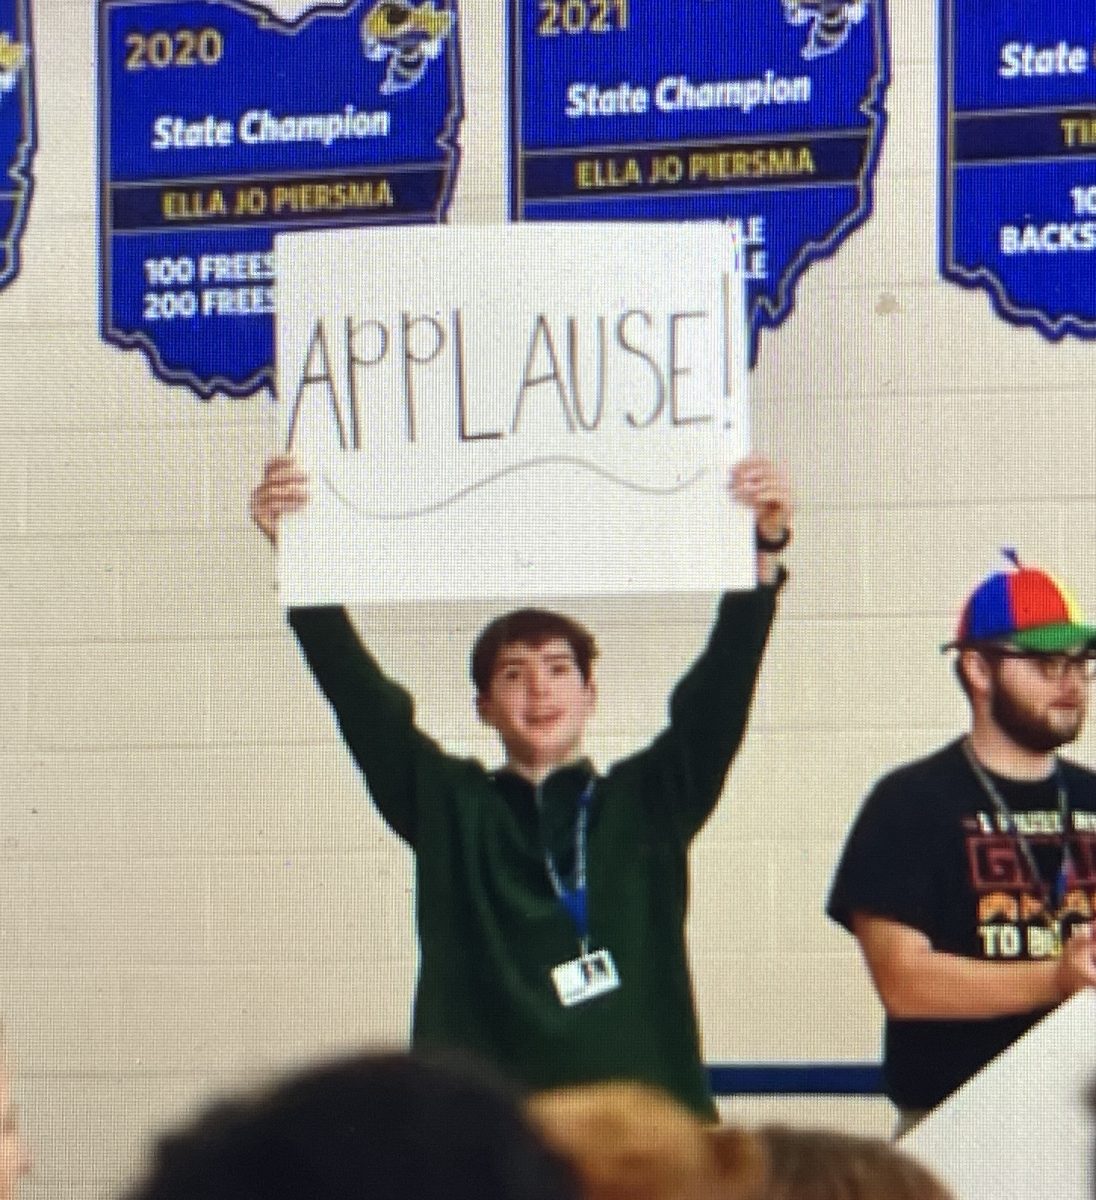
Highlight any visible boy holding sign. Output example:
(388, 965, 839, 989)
(251, 452, 790, 1118)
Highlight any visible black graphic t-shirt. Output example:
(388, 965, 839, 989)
(827, 738, 1096, 1111)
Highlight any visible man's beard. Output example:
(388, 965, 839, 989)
(990, 677, 1084, 754)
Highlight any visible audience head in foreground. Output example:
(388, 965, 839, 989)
(528, 1081, 766, 1200)
(743, 1125, 956, 1200)
(122, 1050, 579, 1200)
(0, 1050, 31, 1200)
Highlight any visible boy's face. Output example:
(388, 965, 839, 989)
(477, 637, 596, 776)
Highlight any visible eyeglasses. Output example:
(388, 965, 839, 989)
(982, 648, 1096, 682)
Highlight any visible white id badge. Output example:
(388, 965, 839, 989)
(550, 949, 621, 1007)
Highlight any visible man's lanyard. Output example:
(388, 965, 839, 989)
(538, 778, 595, 954)
(962, 738, 1075, 916)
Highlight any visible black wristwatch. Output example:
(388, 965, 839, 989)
(755, 525, 792, 553)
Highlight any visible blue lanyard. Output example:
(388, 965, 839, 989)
(539, 779, 595, 953)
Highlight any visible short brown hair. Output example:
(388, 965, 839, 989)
(528, 1083, 766, 1200)
(471, 609, 598, 695)
(750, 1125, 955, 1200)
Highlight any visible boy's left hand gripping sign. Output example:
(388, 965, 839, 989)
(0, 0, 35, 290)
(98, 0, 463, 398)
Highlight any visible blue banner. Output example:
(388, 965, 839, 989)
(99, 0, 462, 397)
(942, 1, 1096, 339)
(510, 0, 890, 364)
(0, 0, 34, 290)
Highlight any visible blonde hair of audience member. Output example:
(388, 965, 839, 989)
(0, 1047, 31, 1200)
(737, 1125, 955, 1200)
(527, 1082, 766, 1200)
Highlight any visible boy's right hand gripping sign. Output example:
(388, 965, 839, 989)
(941, 0, 1096, 339)
(276, 222, 753, 605)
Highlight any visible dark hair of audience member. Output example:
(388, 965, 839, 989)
(121, 1051, 580, 1200)
(740, 1125, 956, 1200)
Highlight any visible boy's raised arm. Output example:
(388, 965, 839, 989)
(619, 455, 791, 841)
(248, 454, 440, 844)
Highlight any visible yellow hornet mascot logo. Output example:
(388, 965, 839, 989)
(783, 1, 867, 59)
(0, 32, 26, 96)
(361, 1, 453, 95)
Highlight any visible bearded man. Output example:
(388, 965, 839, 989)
(828, 552, 1096, 1132)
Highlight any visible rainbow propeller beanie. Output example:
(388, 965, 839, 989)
(944, 549, 1096, 652)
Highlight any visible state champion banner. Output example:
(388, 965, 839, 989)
(941, 0, 1096, 338)
(0, 0, 34, 290)
(510, 0, 890, 366)
(98, 0, 462, 398)
(276, 222, 753, 605)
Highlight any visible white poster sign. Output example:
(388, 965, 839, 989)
(276, 222, 751, 605)
(902, 991, 1096, 1200)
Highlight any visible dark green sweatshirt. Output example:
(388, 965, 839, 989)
(289, 582, 780, 1118)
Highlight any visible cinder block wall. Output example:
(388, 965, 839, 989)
(2, 2, 1093, 1195)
